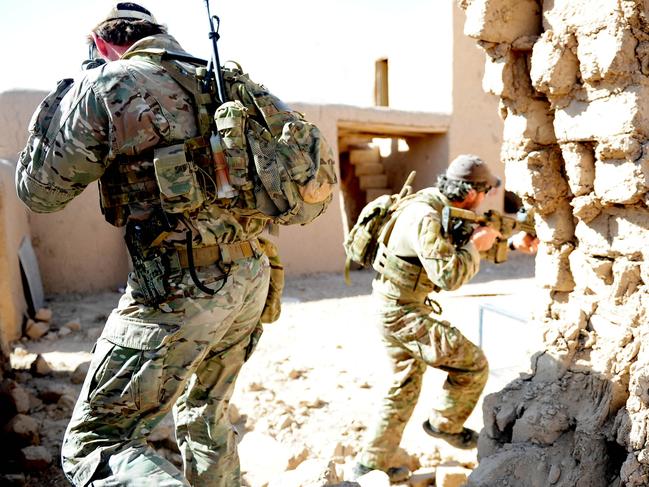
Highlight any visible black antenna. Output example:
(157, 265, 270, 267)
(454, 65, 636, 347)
(205, 0, 228, 104)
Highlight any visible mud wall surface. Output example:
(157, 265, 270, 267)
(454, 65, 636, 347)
(0, 161, 29, 348)
(458, 1, 649, 486)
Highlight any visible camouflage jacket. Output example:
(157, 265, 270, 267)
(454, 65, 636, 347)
(16, 34, 268, 246)
(373, 187, 480, 301)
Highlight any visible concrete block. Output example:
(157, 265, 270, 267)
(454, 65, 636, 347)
(7, 382, 31, 414)
(561, 142, 595, 196)
(20, 445, 52, 471)
(34, 308, 52, 322)
(533, 200, 575, 245)
(504, 148, 570, 214)
(25, 320, 49, 340)
(610, 259, 642, 302)
(569, 249, 613, 296)
(576, 26, 638, 83)
(435, 465, 472, 487)
(570, 194, 602, 223)
(575, 206, 649, 258)
(594, 159, 647, 205)
(30, 355, 52, 376)
(349, 148, 380, 165)
(4, 414, 39, 445)
(530, 31, 579, 97)
(554, 86, 649, 142)
(596, 135, 642, 161)
(503, 99, 556, 145)
(464, 0, 541, 44)
(542, 0, 623, 33)
(359, 174, 388, 190)
(535, 242, 575, 292)
(354, 163, 384, 176)
(483, 51, 533, 102)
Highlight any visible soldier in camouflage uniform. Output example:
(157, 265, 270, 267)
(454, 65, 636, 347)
(16, 3, 332, 486)
(352, 155, 504, 482)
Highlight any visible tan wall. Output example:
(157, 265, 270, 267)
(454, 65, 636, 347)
(449, 3, 504, 211)
(0, 161, 30, 347)
(0, 91, 46, 161)
(382, 134, 450, 191)
(0, 90, 130, 296)
(28, 186, 130, 295)
(277, 104, 347, 275)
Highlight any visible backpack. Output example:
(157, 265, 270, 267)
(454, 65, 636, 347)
(123, 49, 337, 226)
(343, 171, 416, 282)
(216, 65, 338, 225)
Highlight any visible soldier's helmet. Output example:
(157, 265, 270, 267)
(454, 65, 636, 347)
(446, 154, 501, 191)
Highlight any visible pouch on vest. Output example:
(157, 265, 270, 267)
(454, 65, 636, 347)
(153, 144, 205, 213)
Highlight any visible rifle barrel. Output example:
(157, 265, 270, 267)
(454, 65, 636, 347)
(205, 0, 228, 103)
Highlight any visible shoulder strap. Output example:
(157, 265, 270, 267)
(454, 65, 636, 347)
(122, 48, 214, 137)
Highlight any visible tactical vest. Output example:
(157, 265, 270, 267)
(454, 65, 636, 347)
(371, 189, 469, 294)
(98, 49, 336, 228)
(371, 196, 436, 294)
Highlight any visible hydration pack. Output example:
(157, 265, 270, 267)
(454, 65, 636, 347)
(343, 172, 416, 281)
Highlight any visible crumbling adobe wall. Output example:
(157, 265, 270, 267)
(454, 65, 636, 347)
(458, 1, 649, 486)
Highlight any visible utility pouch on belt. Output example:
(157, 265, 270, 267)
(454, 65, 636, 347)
(153, 144, 205, 214)
(124, 212, 177, 306)
(258, 237, 284, 323)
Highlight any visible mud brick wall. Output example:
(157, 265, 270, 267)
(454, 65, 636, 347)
(458, 1, 649, 485)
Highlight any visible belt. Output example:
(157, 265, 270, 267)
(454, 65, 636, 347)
(176, 239, 259, 268)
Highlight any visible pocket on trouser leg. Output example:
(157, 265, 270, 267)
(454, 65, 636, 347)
(388, 313, 431, 343)
(86, 318, 180, 413)
(86, 342, 166, 413)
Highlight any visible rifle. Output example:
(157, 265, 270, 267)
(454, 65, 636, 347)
(204, 0, 228, 105)
(441, 206, 536, 263)
(201, 0, 236, 200)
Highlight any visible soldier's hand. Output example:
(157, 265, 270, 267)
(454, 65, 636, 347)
(470, 226, 501, 252)
(510, 231, 538, 254)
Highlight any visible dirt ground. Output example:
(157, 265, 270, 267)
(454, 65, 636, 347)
(8, 252, 538, 486)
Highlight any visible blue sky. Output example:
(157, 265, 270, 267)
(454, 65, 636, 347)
(0, 0, 452, 111)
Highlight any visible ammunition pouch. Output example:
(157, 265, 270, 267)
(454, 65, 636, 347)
(153, 143, 205, 214)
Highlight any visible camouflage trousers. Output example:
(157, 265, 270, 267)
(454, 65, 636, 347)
(358, 293, 488, 470)
(62, 254, 270, 486)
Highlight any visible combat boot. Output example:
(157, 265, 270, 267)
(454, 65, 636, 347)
(422, 420, 479, 449)
(350, 462, 411, 483)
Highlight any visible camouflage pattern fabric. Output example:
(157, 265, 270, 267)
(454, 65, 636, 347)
(357, 293, 488, 470)
(258, 237, 284, 324)
(62, 256, 270, 486)
(358, 189, 487, 470)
